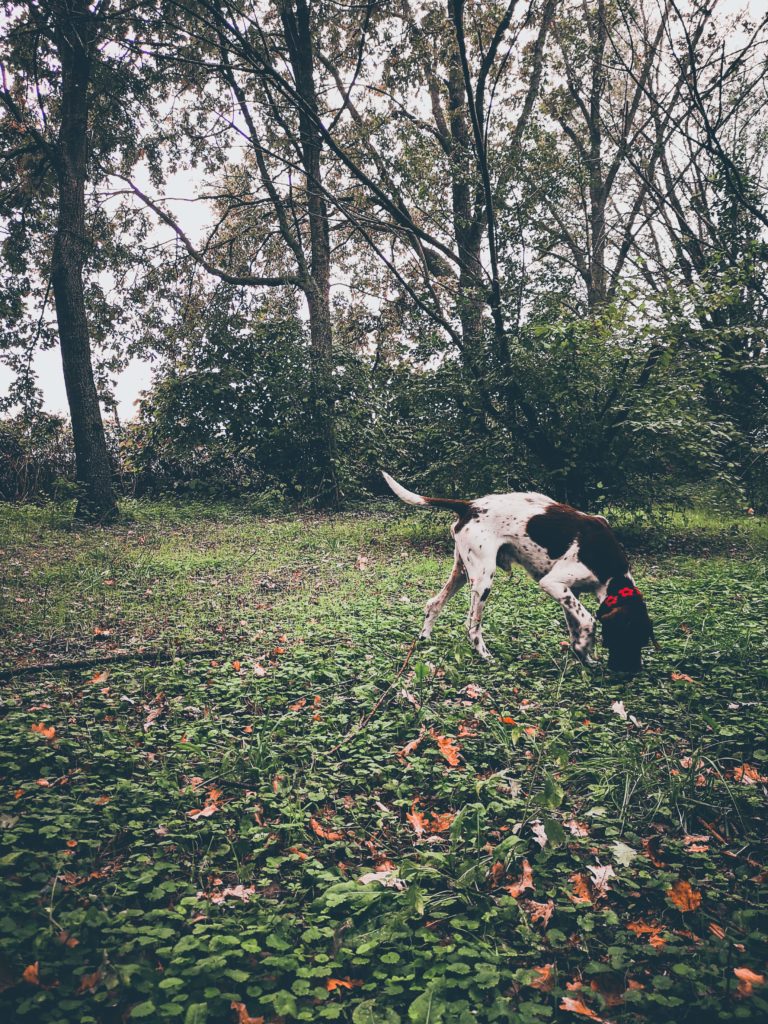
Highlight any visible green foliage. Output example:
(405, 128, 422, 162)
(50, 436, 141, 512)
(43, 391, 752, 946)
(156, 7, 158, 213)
(0, 501, 766, 1022)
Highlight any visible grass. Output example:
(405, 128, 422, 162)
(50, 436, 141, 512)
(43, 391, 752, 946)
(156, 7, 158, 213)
(0, 499, 766, 1023)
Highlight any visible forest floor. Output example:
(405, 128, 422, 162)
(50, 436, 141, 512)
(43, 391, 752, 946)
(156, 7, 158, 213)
(0, 499, 767, 1024)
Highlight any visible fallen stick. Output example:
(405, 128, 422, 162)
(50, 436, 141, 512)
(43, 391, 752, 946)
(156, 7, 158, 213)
(0, 648, 221, 681)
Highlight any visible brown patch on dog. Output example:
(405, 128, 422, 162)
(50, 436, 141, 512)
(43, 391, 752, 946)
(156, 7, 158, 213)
(424, 496, 480, 532)
(526, 503, 628, 583)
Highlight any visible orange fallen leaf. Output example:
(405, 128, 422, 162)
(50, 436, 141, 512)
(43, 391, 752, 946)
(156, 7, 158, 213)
(77, 969, 102, 994)
(406, 803, 428, 837)
(94, 795, 110, 805)
(505, 858, 534, 898)
(289, 697, 306, 712)
(230, 1001, 265, 1024)
(310, 817, 344, 841)
(31, 723, 56, 740)
(398, 726, 426, 759)
(734, 763, 768, 785)
(709, 922, 726, 940)
(22, 962, 39, 985)
(232, 660, 241, 672)
(430, 729, 461, 767)
(568, 872, 592, 904)
(90, 670, 110, 684)
(326, 977, 362, 992)
(559, 995, 604, 1020)
(429, 811, 455, 832)
(667, 879, 702, 912)
(243, 725, 253, 734)
(671, 672, 695, 683)
(529, 964, 555, 991)
(627, 920, 667, 948)
(36, 779, 50, 787)
(734, 967, 765, 997)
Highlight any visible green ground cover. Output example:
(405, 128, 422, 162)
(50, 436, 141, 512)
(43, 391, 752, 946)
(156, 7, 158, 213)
(0, 500, 766, 1023)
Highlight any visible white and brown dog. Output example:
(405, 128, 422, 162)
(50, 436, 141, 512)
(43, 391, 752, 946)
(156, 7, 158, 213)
(383, 472, 653, 672)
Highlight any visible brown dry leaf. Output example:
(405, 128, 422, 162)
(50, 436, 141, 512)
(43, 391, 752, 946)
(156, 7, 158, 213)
(709, 922, 726, 940)
(232, 660, 241, 672)
(667, 879, 702, 912)
(642, 835, 665, 867)
(289, 697, 307, 712)
(568, 872, 592, 905)
(488, 860, 505, 885)
(253, 663, 267, 678)
(429, 811, 456, 833)
(671, 672, 696, 683)
(559, 995, 605, 1021)
(627, 921, 667, 949)
(230, 1001, 264, 1024)
(505, 858, 534, 898)
(326, 977, 362, 992)
(187, 786, 222, 819)
(31, 723, 56, 740)
(94, 795, 110, 805)
(683, 834, 710, 853)
(22, 962, 39, 985)
(142, 706, 163, 731)
(523, 898, 554, 928)
(734, 763, 768, 785)
(565, 819, 590, 837)
(734, 967, 766, 997)
(77, 969, 102, 994)
(529, 964, 555, 992)
(430, 729, 462, 767)
(91, 670, 110, 684)
(310, 817, 344, 841)
(397, 726, 426, 760)
(406, 803, 428, 837)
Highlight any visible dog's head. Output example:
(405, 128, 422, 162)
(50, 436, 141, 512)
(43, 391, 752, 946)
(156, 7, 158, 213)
(597, 579, 654, 673)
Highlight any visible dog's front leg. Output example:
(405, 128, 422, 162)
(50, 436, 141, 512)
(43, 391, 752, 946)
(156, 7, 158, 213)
(539, 573, 597, 665)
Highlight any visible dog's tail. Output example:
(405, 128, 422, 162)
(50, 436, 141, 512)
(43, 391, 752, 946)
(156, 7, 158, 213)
(381, 471, 476, 518)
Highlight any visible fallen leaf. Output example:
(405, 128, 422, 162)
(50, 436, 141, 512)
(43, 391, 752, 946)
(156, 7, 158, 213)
(559, 995, 605, 1020)
(671, 672, 695, 683)
(310, 817, 344, 841)
(667, 879, 702, 912)
(232, 660, 241, 672)
(429, 811, 455, 832)
(289, 697, 306, 712)
(326, 977, 362, 991)
(568, 872, 592, 904)
(90, 670, 110, 684)
(587, 863, 616, 895)
(708, 922, 726, 940)
(531, 820, 548, 848)
(610, 700, 628, 720)
(565, 819, 589, 837)
(77, 969, 102, 994)
(522, 898, 554, 928)
(406, 803, 428, 837)
(22, 962, 39, 985)
(358, 868, 406, 890)
(627, 921, 667, 948)
(430, 729, 462, 767)
(31, 723, 56, 740)
(529, 964, 555, 991)
(611, 841, 638, 867)
(397, 726, 426, 760)
(734, 967, 765, 997)
(734, 763, 768, 785)
(230, 1001, 264, 1024)
(505, 858, 534, 898)
(253, 663, 267, 677)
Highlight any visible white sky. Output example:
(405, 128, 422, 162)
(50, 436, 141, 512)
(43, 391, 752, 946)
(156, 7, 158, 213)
(0, 0, 762, 423)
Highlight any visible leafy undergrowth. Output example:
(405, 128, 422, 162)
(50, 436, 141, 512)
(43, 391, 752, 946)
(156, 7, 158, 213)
(0, 501, 766, 1023)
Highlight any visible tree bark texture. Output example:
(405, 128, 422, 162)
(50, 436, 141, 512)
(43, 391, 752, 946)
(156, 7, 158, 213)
(50, 0, 117, 520)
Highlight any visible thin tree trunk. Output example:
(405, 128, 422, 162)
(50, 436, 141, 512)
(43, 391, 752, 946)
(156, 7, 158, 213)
(281, 0, 341, 509)
(50, 0, 116, 520)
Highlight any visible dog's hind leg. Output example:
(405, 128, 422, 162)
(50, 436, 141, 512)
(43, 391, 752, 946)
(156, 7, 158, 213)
(462, 554, 496, 660)
(420, 550, 467, 640)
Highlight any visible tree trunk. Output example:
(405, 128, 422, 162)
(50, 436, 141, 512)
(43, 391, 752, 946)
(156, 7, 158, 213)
(281, 0, 341, 509)
(50, 0, 117, 521)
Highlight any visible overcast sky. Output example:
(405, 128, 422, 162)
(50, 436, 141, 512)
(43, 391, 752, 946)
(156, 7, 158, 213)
(1, 0, 762, 423)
